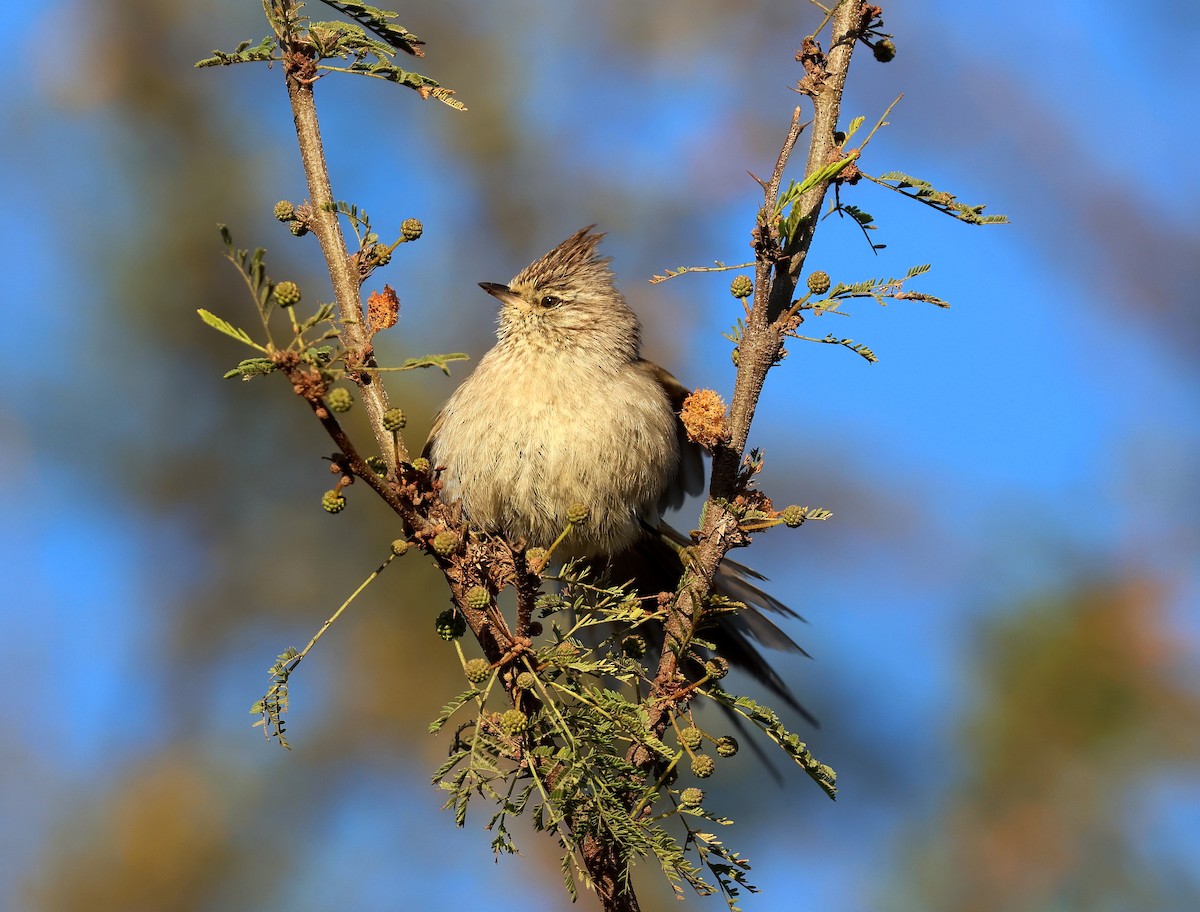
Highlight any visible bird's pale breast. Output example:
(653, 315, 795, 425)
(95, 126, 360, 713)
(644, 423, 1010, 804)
(429, 347, 679, 558)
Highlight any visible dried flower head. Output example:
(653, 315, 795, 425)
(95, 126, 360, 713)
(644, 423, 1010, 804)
(680, 389, 729, 449)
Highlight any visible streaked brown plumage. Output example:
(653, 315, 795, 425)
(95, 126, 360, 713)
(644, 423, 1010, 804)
(426, 227, 812, 724)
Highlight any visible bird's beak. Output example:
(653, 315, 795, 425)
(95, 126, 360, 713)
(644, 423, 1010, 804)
(479, 282, 523, 308)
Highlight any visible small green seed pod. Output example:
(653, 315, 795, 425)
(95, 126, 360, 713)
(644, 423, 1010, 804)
(464, 658, 491, 684)
(382, 408, 407, 432)
(691, 754, 716, 779)
(729, 275, 753, 299)
(432, 530, 460, 556)
(274, 281, 301, 307)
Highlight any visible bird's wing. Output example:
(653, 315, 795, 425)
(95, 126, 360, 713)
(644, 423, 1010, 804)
(421, 409, 444, 461)
(606, 525, 817, 728)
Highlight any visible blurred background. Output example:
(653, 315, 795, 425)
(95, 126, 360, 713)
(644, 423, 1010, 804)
(3, 1, 1197, 910)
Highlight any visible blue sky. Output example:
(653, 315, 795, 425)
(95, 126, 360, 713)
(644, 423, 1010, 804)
(2, 1, 1197, 910)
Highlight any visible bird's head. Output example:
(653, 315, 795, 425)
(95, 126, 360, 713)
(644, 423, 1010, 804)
(482, 227, 642, 360)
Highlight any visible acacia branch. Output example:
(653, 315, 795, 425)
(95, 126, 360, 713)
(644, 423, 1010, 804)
(278, 1, 403, 467)
(648, 0, 869, 730)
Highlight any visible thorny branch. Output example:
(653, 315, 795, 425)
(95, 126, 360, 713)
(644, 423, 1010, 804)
(647, 0, 871, 734)
(257, 1, 875, 909)
(278, 0, 401, 467)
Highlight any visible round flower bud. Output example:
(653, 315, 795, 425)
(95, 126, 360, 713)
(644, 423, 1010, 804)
(556, 642, 579, 661)
(390, 539, 410, 557)
(289, 220, 309, 237)
(401, 218, 423, 241)
(464, 658, 491, 684)
(516, 671, 537, 690)
(806, 271, 831, 295)
(432, 530, 459, 556)
(781, 505, 806, 528)
(372, 244, 392, 266)
(622, 635, 647, 658)
(500, 709, 528, 736)
(410, 457, 430, 472)
(705, 657, 730, 680)
(435, 609, 466, 640)
(274, 281, 301, 307)
(326, 387, 353, 413)
(716, 736, 739, 758)
(366, 455, 388, 475)
(566, 502, 590, 525)
(679, 787, 704, 808)
(273, 200, 295, 222)
(464, 585, 490, 610)
(873, 38, 896, 62)
(525, 547, 548, 568)
(321, 490, 346, 513)
(729, 275, 753, 299)
(382, 408, 407, 431)
(691, 754, 716, 779)
(679, 727, 704, 751)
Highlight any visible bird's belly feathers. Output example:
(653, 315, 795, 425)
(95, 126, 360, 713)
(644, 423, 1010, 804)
(430, 360, 679, 557)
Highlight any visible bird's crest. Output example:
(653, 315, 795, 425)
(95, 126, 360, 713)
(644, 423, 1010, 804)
(512, 226, 614, 293)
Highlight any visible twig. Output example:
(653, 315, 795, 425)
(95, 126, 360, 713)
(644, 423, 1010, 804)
(278, 0, 403, 466)
(646, 0, 868, 737)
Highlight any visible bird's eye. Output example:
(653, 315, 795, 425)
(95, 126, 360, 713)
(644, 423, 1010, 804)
(538, 294, 561, 309)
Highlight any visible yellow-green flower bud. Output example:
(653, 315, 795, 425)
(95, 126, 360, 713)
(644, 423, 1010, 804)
(273, 200, 295, 222)
(500, 709, 528, 736)
(679, 727, 704, 751)
(464, 586, 490, 610)
(729, 275, 753, 299)
(401, 218, 423, 241)
(806, 271, 831, 295)
(716, 736, 739, 757)
(435, 609, 466, 640)
(464, 658, 490, 684)
(274, 281, 301, 307)
(321, 490, 346, 513)
(390, 539, 410, 557)
(383, 408, 406, 431)
(622, 635, 647, 658)
(705, 657, 730, 680)
(432, 530, 459, 556)
(691, 754, 716, 779)
(566, 502, 590, 524)
(781, 505, 806, 528)
(680, 787, 704, 808)
(326, 387, 353, 413)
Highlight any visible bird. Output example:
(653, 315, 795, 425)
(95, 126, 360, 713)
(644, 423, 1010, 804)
(424, 226, 812, 725)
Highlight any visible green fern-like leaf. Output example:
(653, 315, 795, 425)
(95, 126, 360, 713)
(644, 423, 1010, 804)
(317, 0, 426, 56)
(870, 170, 1009, 225)
(195, 35, 277, 68)
(398, 352, 470, 375)
(198, 309, 266, 352)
